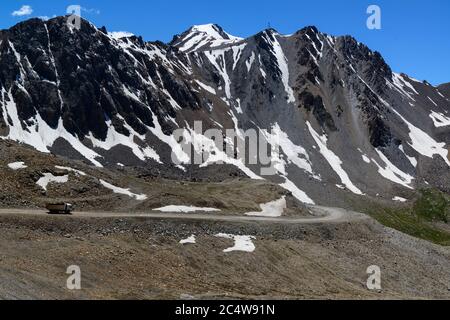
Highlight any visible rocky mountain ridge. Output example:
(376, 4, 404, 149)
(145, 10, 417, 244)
(0, 16, 449, 206)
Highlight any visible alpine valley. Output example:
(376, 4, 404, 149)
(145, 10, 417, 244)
(0, 16, 450, 300)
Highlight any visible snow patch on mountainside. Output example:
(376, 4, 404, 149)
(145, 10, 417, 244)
(280, 177, 315, 205)
(215, 233, 256, 253)
(180, 235, 196, 244)
(246, 52, 255, 72)
(36, 173, 69, 191)
(231, 43, 246, 70)
(204, 49, 232, 98)
(361, 154, 371, 164)
(8, 162, 27, 170)
(108, 31, 134, 39)
(357, 149, 371, 164)
(99, 179, 147, 200)
(148, 112, 190, 165)
(185, 128, 263, 180)
(55, 166, 86, 176)
(195, 80, 216, 94)
(393, 109, 450, 166)
(387, 73, 418, 101)
(307, 122, 363, 195)
(262, 32, 295, 103)
(154, 205, 221, 213)
(429, 111, 450, 127)
(1, 89, 103, 167)
(87, 119, 161, 163)
(393, 196, 407, 202)
(399, 145, 418, 168)
(259, 124, 316, 204)
(427, 96, 438, 107)
(371, 149, 414, 189)
(263, 124, 317, 177)
(244, 196, 286, 217)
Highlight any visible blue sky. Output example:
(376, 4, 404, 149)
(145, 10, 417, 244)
(1, 0, 449, 85)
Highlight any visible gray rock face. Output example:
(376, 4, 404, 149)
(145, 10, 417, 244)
(0, 17, 449, 205)
(438, 83, 450, 99)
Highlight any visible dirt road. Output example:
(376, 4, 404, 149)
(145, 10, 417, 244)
(0, 205, 367, 224)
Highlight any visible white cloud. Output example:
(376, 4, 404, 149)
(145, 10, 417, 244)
(12, 5, 33, 17)
(109, 31, 134, 39)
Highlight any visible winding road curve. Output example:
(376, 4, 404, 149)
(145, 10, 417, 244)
(0, 206, 368, 224)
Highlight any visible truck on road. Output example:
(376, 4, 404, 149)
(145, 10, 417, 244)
(46, 203, 74, 215)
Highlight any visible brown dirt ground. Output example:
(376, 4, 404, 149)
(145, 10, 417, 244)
(0, 212, 449, 300)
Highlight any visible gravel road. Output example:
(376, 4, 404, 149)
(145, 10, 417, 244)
(0, 205, 368, 224)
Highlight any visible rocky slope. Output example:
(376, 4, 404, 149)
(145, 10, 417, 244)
(438, 82, 450, 98)
(1, 210, 449, 299)
(1, 139, 296, 214)
(0, 17, 449, 206)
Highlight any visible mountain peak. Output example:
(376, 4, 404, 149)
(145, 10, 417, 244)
(190, 24, 225, 37)
(170, 23, 242, 53)
(262, 28, 279, 35)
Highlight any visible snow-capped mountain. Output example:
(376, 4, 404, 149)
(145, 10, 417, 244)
(170, 23, 243, 53)
(0, 17, 449, 206)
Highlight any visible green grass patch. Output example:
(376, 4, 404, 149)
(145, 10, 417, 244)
(350, 188, 450, 246)
(367, 206, 450, 246)
(413, 189, 449, 223)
